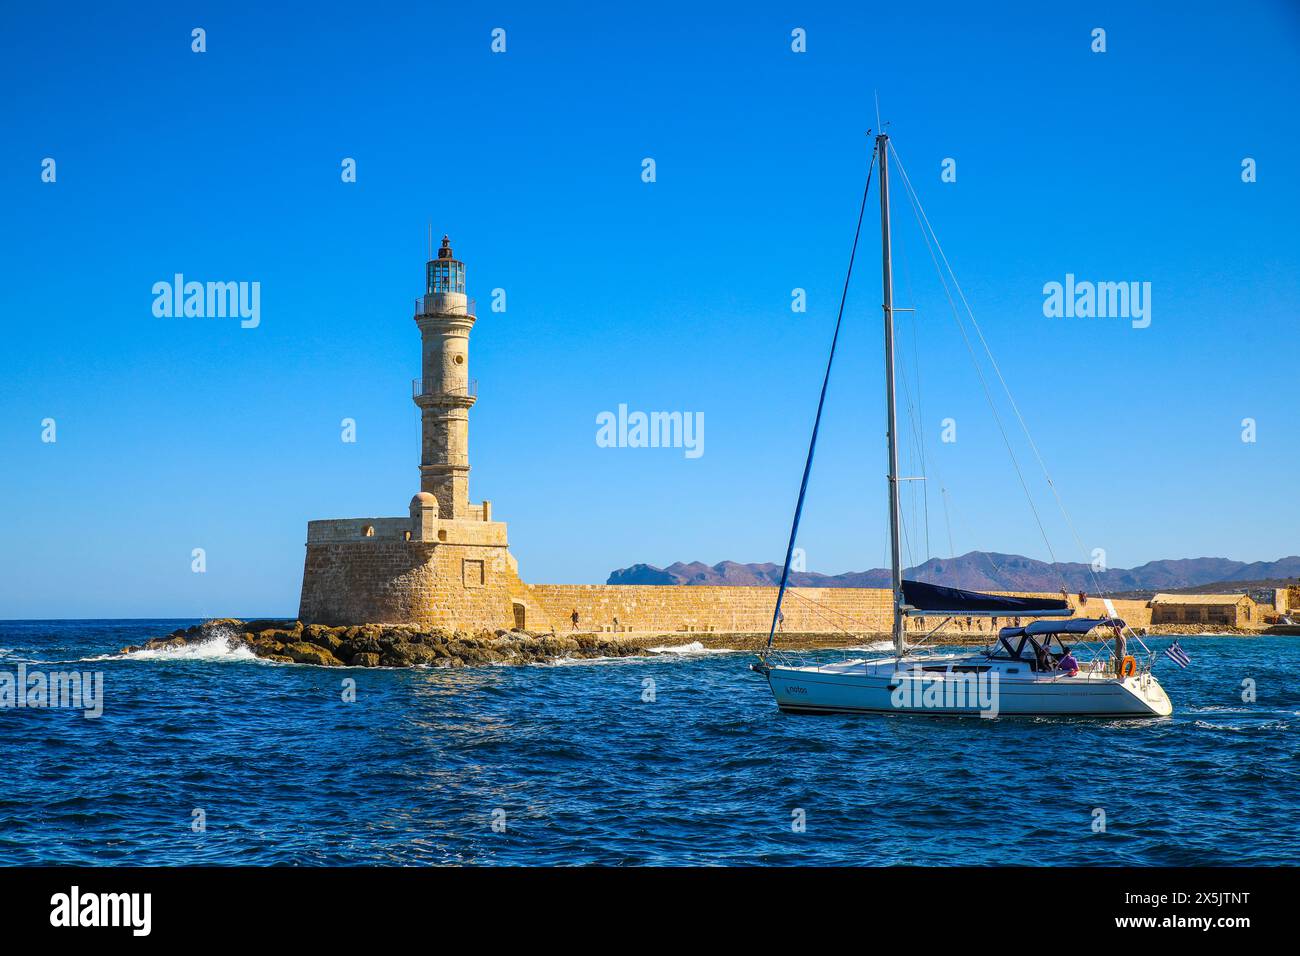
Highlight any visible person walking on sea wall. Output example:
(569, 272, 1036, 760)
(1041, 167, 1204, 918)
(571, 609, 580, 630)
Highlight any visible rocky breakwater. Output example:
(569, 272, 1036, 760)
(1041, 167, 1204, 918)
(122, 619, 646, 668)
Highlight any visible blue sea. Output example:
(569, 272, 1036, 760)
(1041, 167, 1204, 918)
(1, 620, 1296, 866)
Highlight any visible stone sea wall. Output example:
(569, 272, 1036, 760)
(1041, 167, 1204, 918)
(296, 532, 1156, 638)
(525, 584, 1155, 635)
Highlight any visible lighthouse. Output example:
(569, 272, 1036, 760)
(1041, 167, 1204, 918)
(414, 236, 476, 520)
(299, 232, 532, 631)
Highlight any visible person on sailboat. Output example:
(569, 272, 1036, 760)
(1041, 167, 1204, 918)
(1058, 647, 1080, 677)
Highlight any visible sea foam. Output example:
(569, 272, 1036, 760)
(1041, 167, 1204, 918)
(644, 641, 738, 655)
(96, 627, 261, 663)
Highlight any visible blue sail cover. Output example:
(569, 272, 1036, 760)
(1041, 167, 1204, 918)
(1000, 617, 1125, 639)
(901, 579, 1073, 617)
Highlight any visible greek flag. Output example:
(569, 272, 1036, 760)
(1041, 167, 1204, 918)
(1164, 641, 1191, 668)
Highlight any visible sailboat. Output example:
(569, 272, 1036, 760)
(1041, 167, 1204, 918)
(755, 131, 1173, 718)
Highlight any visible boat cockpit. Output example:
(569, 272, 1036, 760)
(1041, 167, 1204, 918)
(989, 631, 1070, 672)
(986, 617, 1126, 673)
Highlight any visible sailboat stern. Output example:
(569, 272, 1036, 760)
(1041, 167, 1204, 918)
(1122, 672, 1173, 717)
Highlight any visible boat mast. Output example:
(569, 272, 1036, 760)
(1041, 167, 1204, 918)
(878, 132, 905, 657)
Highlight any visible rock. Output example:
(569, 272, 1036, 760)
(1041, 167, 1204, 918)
(404, 645, 442, 665)
(135, 622, 648, 669)
(379, 643, 441, 666)
(342, 635, 381, 657)
(282, 642, 344, 666)
(379, 647, 413, 666)
(242, 619, 293, 634)
(304, 630, 344, 653)
(202, 618, 248, 633)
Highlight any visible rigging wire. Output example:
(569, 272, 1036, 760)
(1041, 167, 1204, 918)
(889, 145, 1069, 593)
(892, 197, 934, 563)
(940, 485, 956, 559)
(894, 146, 1107, 594)
(888, 140, 1155, 659)
(783, 588, 878, 635)
(764, 141, 879, 655)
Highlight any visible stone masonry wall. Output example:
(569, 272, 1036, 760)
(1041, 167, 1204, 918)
(299, 540, 519, 629)
(297, 531, 1155, 635)
(525, 584, 1154, 635)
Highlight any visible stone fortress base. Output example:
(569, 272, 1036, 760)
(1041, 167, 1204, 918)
(297, 503, 1157, 636)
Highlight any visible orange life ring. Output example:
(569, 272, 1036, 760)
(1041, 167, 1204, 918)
(1119, 656, 1137, 677)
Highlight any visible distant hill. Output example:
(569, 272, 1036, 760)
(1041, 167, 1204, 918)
(607, 553, 1300, 594)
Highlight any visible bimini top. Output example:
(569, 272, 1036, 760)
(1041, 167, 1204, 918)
(901, 579, 1073, 617)
(998, 617, 1126, 640)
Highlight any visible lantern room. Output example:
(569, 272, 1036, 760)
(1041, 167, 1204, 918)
(427, 235, 466, 295)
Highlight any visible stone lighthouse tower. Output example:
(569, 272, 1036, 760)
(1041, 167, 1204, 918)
(299, 233, 547, 632)
(414, 236, 476, 519)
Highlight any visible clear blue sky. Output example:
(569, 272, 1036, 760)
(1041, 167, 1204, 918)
(2, 1, 1297, 618)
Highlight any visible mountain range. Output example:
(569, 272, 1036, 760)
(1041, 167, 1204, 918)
(607, 553, 1300, 594)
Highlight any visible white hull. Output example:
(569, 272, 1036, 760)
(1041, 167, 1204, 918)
(766, 656, 1172, 718)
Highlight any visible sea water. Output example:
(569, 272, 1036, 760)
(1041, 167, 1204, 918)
(1, 620, 1295, 865)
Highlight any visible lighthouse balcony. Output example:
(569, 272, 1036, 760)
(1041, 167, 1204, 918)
(413, 378, 477, 399)
(415, 295, 475, 318)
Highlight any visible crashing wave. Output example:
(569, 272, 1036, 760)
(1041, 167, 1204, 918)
(101, 626, 260, 663)
(644, 641, 738, 656)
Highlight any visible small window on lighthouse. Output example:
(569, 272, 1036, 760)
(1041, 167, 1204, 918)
(454, 355, 465, 365)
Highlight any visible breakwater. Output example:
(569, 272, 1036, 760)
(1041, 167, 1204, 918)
(122, 620, 646, 668)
